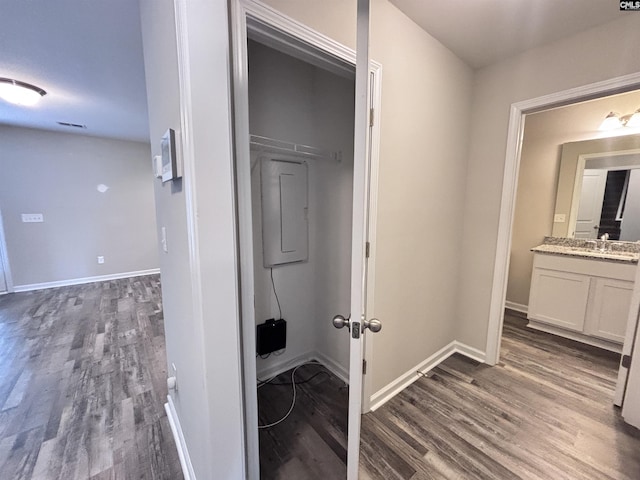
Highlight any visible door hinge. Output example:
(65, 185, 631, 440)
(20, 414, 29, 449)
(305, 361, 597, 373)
(362, 359, 367, 375)
(365, 241, 370, 258)
(369, 108, 374, 127)
(622, 354, 632, 369)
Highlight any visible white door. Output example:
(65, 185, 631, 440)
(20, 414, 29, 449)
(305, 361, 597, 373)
(346, 1, 373, 478)
(620, 169, 640, 241)
(621, 279, 640, 427)
(615, 263, 640, 407)
(574, 169, 607, 239)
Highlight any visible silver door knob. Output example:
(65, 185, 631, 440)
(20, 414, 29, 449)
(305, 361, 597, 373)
(332, 314, 350, 329)
(364, 318, 382, 333)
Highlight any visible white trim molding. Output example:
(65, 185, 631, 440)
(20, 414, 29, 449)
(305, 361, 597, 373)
(486, 71, 640, 366)
(256, 351, 349, 386)
(313, 351, 349, 385)
(165, 395, 197, 480)
(368, 341, 486, 412)
(13, 268, 161, 293)
(504, 301, 528, 315)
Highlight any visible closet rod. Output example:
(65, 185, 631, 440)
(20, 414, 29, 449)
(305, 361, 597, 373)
(249, 134, 341, 161)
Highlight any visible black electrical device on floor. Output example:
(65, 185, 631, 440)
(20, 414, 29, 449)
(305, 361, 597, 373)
(256, 318, 287, 355)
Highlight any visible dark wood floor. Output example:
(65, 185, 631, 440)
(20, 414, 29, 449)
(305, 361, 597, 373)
(257, 313, 640, 479)
(258, 362, 348, 479)
(361, 313, 640, 479)
(0, 275, 182, 480)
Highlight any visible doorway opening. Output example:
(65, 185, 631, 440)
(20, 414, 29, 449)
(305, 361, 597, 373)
(487, 74, 640, 427)
(230, 3, 382, 478)
(247, 37, 355, 477)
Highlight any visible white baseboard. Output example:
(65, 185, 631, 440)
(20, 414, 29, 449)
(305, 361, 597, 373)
(312, 351, 349, 385)
(452, 341, 486, 363)
(505, 300, 528, 315)
(368, 340, 486, 412)
(165, 395, 196, 480)
(256, 351, 317, 380)
(13, 268, 161, 292)
(369, 341, 456, 411)
(256, 350, 349, 385)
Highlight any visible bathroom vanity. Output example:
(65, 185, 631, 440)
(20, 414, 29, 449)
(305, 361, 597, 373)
(527, 237, 640, 352)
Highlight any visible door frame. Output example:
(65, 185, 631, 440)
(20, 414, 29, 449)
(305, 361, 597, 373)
(229, 1, 381, 478)
(0, 208, 13, 293)
(485, 71, 640, 367)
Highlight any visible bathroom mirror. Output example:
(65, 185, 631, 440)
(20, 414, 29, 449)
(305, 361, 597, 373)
(552, 134, 640, 241)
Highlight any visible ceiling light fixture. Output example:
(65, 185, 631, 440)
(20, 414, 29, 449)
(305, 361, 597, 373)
(599, 108, 640, 131)
(0, 77, 47, 106)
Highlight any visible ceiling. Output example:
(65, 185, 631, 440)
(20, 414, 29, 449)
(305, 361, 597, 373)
(390, 0, 628, 69)
(0, 0, 148, 142)
(0, 1, 634, 143)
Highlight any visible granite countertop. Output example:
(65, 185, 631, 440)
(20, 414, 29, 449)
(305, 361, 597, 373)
(531, 237, 640, 264)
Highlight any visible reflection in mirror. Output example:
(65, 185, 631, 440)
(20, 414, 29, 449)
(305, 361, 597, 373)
(575, 162, 640, 240)
(552, 134, 640, 241)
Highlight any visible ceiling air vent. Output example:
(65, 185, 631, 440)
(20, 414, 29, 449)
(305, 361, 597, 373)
(57, 121, 87, 129)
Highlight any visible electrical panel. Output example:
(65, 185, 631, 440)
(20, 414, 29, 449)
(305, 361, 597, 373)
(261, 157, 308, 267)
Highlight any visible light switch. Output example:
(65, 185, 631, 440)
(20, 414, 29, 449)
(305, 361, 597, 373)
(554, 214, 566, 223)
(22, 213, 44, 223)
(161, 226, 168, 253)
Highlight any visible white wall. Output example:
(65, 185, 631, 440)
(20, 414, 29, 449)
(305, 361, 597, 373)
(260, 0, 474, 396)
(0, 125, 158, 288)
(248, 41, 354, 377)
(457, 15, 640, 350)
(139, 0, 245, 478)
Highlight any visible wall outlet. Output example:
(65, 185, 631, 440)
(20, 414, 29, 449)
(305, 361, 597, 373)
(21, 213, 44, 223)
(554, 214, 566, 223)
(97, 256, 105, 264)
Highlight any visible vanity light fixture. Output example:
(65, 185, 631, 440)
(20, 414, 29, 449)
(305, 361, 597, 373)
(599, 108, 640, 131)
(0, 77, 47, 106)
(627, 108, 640, 128)
(599, 112, 623, 131)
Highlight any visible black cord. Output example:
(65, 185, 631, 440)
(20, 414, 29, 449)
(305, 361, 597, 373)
(270, 267, 282, 319)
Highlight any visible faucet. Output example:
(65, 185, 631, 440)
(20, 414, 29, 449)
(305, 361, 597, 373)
(599, 233, 610, 252)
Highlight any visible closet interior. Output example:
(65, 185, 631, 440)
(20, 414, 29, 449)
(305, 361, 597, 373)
(247, 37, 356, 476)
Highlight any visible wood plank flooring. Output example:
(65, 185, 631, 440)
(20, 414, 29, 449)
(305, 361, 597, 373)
(257, 313, 640, 479)
(360, 312, 640, 479)
(258, 362, 348, 479)
(0, 275, 182, 480)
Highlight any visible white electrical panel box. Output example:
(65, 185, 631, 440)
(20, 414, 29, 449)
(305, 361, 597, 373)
(261, 157, 308, 267)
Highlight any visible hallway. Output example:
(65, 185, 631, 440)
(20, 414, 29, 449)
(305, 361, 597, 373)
(0, 275, 181, 479)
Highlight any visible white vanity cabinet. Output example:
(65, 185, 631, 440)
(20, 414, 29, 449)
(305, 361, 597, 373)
(528, 253, 635, 351)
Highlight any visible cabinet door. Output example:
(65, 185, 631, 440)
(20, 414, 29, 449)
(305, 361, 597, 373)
(529, 268, 591, 332)
(585, 278, 633, 343)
